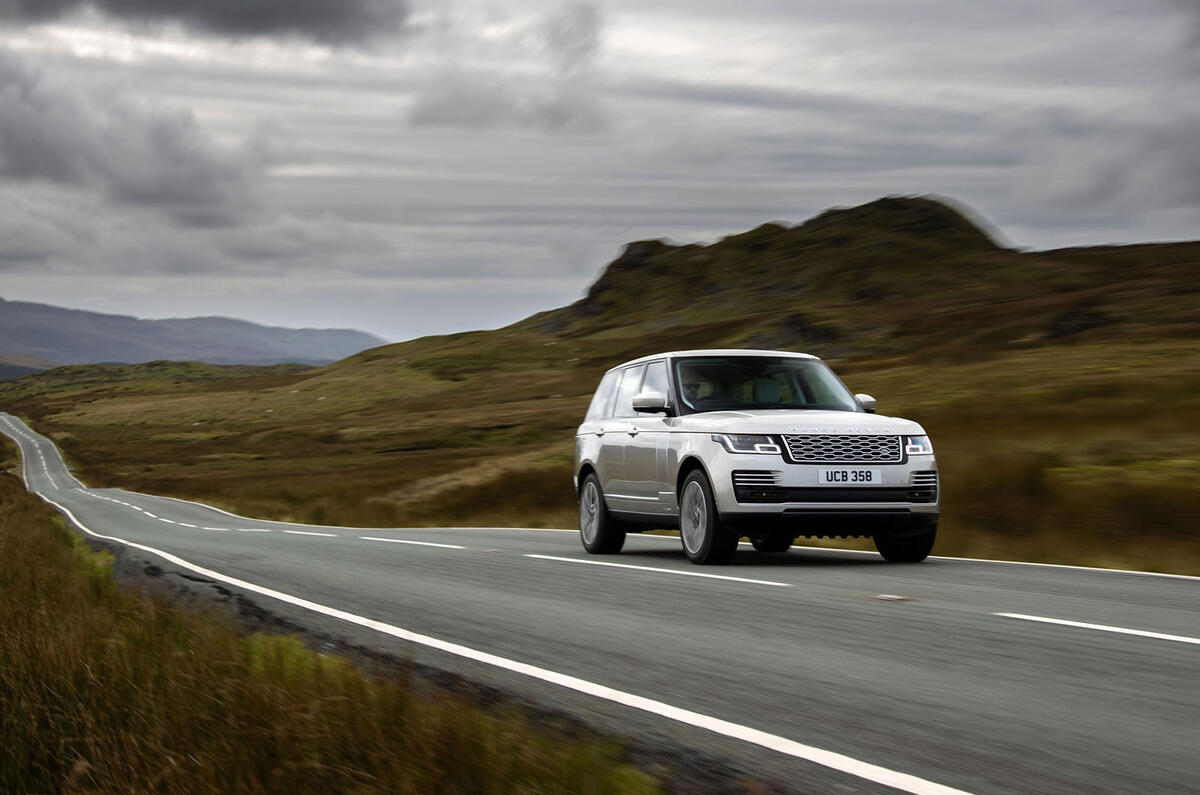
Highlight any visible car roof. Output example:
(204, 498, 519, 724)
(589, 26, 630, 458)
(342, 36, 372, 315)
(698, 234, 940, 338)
(607, 349, 819, 372)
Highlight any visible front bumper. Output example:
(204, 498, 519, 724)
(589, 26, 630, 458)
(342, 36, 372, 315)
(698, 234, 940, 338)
(706, 452, 939, 534)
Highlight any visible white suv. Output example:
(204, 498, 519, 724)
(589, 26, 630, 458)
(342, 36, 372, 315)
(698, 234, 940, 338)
(574, 350, 939, 564)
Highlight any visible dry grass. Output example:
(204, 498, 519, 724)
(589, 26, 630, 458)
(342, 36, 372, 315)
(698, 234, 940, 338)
(0, 468, 659, 794)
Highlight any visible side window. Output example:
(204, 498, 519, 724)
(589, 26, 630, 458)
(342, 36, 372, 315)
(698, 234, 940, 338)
(641, 360, 669, 400)
(584, 370, 620, 421)
(612, 365, 646, 418)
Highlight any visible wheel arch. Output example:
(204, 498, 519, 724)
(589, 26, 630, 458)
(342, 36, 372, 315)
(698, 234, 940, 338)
(676, 456, 712, 500)
(577, 463, 597, 496)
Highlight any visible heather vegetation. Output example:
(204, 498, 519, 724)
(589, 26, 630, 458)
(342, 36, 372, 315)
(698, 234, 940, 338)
(2, 196, 1197, 573)
(0, 459, 657, 794)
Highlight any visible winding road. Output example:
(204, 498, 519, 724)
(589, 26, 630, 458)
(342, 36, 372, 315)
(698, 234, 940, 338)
(2, 412, 1197, 794)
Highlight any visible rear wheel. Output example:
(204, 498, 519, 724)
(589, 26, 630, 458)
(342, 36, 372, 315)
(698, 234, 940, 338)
(750, 535, 793, 553)
(874, 524, 937, 563)
(679, 470, 737, 564)
(579, 473, 626, 554)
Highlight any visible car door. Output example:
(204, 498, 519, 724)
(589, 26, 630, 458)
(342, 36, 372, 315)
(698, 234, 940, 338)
(625, 359, 675, 514)
(596, 364, 643, 511)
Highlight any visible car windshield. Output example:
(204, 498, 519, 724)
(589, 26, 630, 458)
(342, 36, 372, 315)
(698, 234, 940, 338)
(674, 356, 859, 413)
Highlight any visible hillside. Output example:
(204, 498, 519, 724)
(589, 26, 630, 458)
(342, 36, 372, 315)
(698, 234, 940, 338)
(521, 196, 1197, 360)
(2, 195, 1198, 572)
(0, 298, 387, 366)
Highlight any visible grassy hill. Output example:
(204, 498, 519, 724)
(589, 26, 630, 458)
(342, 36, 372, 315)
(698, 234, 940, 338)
(3, 196, 1198, 573)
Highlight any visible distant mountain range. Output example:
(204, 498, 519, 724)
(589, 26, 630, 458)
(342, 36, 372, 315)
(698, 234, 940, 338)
(0, 298, 387, 371)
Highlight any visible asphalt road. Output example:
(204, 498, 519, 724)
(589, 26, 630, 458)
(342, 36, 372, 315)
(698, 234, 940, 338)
(3, 412, 1197, 794)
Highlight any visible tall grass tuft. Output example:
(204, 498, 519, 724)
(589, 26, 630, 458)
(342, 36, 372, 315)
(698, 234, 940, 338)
(0, 473, 659, 794)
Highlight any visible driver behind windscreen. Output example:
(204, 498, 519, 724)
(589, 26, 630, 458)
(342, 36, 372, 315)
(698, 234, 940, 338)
(679, 368, 710, 406)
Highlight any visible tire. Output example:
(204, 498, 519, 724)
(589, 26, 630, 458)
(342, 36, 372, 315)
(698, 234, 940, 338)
(750, 535, 792, 553)
(874, 524, 937, 563)
(578, 473, 626, 554)
(678, 470, 738, 564)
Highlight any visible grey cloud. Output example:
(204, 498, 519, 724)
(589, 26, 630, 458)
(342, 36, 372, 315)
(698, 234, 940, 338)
(409, 2, 606, 132)
(220, 214, 397, 263)
(0, 52, 263, 226)
(409, 69, 606, 132)
(542, 2, 600, 73)
(1001, 100, 1200, 231)
(0, 0, 409, 44)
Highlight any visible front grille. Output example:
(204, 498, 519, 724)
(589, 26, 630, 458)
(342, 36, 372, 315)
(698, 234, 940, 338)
(782, 434, 903, 464)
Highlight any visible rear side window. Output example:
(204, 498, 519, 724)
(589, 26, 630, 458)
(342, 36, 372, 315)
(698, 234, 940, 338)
(611, 364, 647, 418)
(585, 370, 621, 420)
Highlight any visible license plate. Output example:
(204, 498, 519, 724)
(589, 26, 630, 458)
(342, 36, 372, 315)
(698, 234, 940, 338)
(818, 468, 882, 485)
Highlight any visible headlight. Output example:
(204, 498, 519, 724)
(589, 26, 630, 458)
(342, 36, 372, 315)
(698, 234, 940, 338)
(906, 435, 934, 455)
(712, 434, 781, 454)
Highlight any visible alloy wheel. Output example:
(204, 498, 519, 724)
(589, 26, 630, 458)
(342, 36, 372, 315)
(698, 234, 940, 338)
(680, 480, 706, 555)
(580, 481, 600, 545)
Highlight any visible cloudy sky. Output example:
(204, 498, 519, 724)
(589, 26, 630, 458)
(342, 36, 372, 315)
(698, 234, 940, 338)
(1, 0, 1196, 341)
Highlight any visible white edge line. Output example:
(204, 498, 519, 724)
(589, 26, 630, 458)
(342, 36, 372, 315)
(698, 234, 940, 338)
(284, 530, 339, 538)
(526, 554, 792, 588)
(359, 536, 465, 550)
(931, 554, 1198, 580)
(1, 415, 1193, 583)
(995, 613, 1200, 646)
(31, 489, 967, 795)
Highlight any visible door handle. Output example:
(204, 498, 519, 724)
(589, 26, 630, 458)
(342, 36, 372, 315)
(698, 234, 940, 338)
(596, 428, 605, 437)
(627, 428, 639, 437)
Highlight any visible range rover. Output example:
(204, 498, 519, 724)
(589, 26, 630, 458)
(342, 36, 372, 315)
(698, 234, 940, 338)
(574, 350, 939, 564)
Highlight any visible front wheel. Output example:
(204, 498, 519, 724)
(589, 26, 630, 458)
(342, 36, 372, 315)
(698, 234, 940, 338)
(679, 470, 738, 564)
(579, 474, 626, 554)
(874, 524, 937, 563)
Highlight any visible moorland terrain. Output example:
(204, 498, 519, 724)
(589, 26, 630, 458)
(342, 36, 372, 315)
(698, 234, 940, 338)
(3, 196, 1198, 573)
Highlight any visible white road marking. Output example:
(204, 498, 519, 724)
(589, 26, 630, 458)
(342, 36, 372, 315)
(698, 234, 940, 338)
(178, 523, 199, 528)
(158, 518, 177, 524)
(32, 492, 967, 795)
(131, 491, 278, 523)
(995, 613, 1200, 646)
(284, 530, 339, 538)
(202, 527, 229, 531)
(525, 554, 793, 587)
(359, 536, 466, 550)
(236, 528, 271, 533)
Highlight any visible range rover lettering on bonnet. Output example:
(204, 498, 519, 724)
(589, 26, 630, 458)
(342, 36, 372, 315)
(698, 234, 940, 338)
(788, 426, 902, 435)
(574, 349, 940, 565)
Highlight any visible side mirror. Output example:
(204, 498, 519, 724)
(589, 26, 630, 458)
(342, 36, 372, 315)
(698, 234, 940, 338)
(633, 391, 669, 413)
(855, 393, 877, 413)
